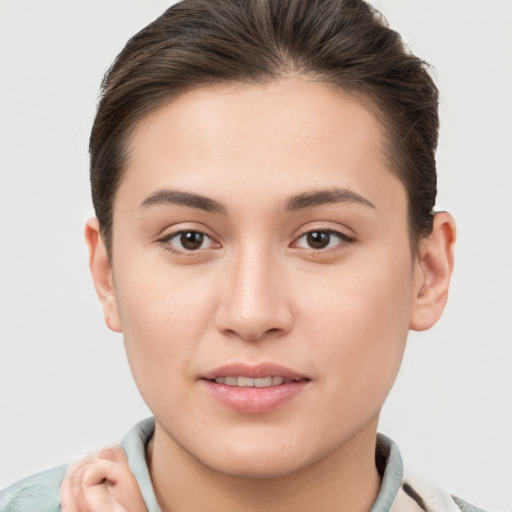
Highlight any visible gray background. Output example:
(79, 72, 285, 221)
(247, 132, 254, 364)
(1, 1, 511, 509)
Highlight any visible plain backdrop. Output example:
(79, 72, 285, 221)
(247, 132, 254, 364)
(0, 0, 511, 510)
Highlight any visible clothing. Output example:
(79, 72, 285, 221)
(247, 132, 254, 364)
(0, 418, 487, 512)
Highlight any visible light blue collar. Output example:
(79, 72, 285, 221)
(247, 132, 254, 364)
(122, 418, 403, 512)
(371, 434, 404, 512)
(122, 417, 161, 512)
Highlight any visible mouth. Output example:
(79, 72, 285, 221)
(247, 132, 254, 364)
(201, 363, 310, 414)
(210, 376, 298, 387)
(201, 362, 308, 382)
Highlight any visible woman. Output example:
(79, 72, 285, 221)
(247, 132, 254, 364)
(0, 0, 498, 510)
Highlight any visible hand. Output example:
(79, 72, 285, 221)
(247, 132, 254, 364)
(60, 445, 147, 512)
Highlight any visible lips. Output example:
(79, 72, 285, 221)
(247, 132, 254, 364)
(201, 363, 310, 414)
(213, 376, 288, 387)
(201, 362, 308, 382)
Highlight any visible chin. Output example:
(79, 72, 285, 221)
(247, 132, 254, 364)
(205, 454, 307, 480)
(190, 433, 334, 481)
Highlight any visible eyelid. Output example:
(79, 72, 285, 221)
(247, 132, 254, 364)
(291, 226, 355, 252)
(155, 223, 354, 255)
(157, 225, 222, 255)
(156, 221, 219, 243)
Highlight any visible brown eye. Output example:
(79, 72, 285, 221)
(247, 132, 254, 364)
(180, 231, 204, 250)
(162, 230, 217, 253)
(306, 231, 330, 249)
(294, 229, 353, 251)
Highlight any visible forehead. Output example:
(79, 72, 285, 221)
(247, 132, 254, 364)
(116, 79, 404, 215)
(131, 79, 384, 161)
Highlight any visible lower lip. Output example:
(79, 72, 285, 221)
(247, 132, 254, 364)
(202, 380, 309, 414)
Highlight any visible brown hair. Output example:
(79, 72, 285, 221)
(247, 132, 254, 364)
(90, 0, 438, 254)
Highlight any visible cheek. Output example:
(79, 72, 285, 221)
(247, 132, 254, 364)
(112, 259, 219, 399)
(298, 248, 413, 407)
(301, 246, 413, 334)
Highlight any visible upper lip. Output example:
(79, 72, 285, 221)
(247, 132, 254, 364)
(201, 362, 309, 381)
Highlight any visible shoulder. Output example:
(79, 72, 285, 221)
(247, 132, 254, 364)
(376, 434, 490, 512)
(0, 418, 157, 512)
(451, 495, 488, 512)
(0, 464, 66, 512)
(396, 474, 490, 512)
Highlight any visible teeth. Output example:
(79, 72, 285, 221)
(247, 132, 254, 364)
(213, 376, 288, 387)
(238, 376, 253, 387)
(254, 377, 272, 388)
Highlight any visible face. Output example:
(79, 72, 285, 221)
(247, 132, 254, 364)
(97, 79, 426, 477)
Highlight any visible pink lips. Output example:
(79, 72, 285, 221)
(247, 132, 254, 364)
(201, 363, 310, 414)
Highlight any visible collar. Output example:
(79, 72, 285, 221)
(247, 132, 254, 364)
(372, 433, 404, 512)
(121, 418, 461, 512)
(122, 417, 161, 512)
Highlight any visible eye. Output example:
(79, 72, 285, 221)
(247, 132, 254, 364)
(161, 230, 217, 253)
(294, 229, 353, 251)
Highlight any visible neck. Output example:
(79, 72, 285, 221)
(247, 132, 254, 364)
(147, 418, 381, 512)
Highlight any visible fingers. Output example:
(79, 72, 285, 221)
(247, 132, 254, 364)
(62, 457, 121, 512)
(97, 446, 126, 463)
(72, 464, 101, 512)
(104, 449, 148, 512)
(61, 454, 96, 512)
(81, 459, 121, 488)
(60, 446, 147, 512)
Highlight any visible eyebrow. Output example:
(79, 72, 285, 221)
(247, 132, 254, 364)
(140, 186, 375, 214)
(285, 188, 375, 211)
(140, 189, 227, 214)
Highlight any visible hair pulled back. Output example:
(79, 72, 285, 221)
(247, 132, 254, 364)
(90, 0, 439, 254)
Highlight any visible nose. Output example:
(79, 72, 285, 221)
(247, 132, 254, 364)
(214, 245, 293, 341)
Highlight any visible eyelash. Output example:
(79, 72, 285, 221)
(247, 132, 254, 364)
(292, 229, 354, 253)
(159, 229, 218, 255)
(158, 228, 354, 255)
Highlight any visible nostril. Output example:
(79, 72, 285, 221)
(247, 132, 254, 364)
(214, 287, 293, 341)
(241, 327, 283, 341)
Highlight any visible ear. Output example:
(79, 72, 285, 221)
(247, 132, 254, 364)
(410, 212, 456, 331)
(85, 218, 122, 333)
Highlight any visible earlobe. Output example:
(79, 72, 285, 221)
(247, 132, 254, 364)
(85, 218, 122, 333)
(410, 212, 456, 331)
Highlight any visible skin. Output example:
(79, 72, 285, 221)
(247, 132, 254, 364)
(86, 78, 455, 512)
(60, 447, 146, 512)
